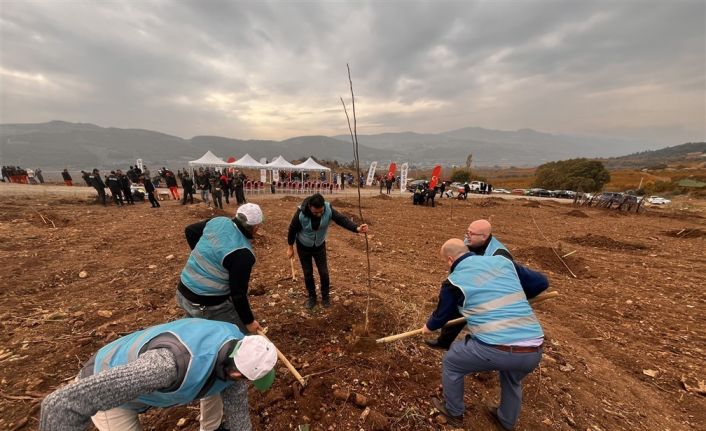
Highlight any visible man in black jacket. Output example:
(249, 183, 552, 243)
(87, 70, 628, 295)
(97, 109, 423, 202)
(181, 173, 195, 205)
(88, 169, 107, 206)
(118, 170, 134, 205)
(142, 175, 160, 208)
(106, 171, 123, 206)
(287, 193, 368, 309)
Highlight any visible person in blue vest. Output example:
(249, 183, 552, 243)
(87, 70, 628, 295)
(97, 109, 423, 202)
(422, 239, 545, 430)
(40, 318, 277, 431)
(287, 193, 368, 309)
(176, 203, 265, 429)
(426, 219, 522, 349)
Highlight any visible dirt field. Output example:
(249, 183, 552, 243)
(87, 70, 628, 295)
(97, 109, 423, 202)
(0, 187, 704, 431)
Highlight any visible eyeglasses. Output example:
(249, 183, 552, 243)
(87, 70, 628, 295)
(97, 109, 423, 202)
(465, 231, 484, 237)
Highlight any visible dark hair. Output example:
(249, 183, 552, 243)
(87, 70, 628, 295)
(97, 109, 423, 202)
(308, 193, 325, 208)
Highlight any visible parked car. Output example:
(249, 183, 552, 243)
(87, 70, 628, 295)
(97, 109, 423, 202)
(647, 196, 671, 205)
(597, 192, 623, 203)
(406, 179, 427, 192)
(511, 188, 527, 195)
(552, 190, 576, 199)
(493, 188, 511, 194)
(528, 188, 551, 197)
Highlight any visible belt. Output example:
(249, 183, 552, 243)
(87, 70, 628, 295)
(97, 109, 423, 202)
(489, 344, 543, 353)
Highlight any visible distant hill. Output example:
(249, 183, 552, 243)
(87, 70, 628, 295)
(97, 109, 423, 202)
(602, 142, 706, 169)
(0, 120, 682, 171)
(0, 121, 393, 170)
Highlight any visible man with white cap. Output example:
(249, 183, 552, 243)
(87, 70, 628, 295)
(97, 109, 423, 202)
(177, 203, 265, 333)
(40, 318, 277, 431)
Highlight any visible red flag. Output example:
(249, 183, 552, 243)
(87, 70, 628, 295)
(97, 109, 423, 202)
(386, 162, 397, 180)
(428, 165, 442, 189)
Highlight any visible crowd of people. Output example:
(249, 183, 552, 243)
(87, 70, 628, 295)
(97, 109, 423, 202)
(38, 184, 548, 430)
(2, 165, 44, 184)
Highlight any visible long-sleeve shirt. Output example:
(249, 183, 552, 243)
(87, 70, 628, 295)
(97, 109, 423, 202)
(40, 349, 251, 431)
(287, 203, 358, 250)
(182, 219, 256, 324)
(426, 253, 549, 331)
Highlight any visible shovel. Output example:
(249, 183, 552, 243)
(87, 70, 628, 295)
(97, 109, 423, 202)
(376, 291, 559, 344)
(257, 329, 306, 388)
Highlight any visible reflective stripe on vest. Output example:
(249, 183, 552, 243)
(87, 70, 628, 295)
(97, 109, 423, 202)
(449, 255, 544, 345)
(296, 202, 332, 247)
(180, 217, 254, 295)
(92, 319, 243, 409)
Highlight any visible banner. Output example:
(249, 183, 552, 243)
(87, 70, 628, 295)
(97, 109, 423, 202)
(136, 159, 143, 172)
(272, 169, 279, 183)
(429, 164, 442, 189)
(260, 157, 267, 183)
(365, 161, 378, 186)
(399, 162, 409, 194)
(386, 162, 397, 180)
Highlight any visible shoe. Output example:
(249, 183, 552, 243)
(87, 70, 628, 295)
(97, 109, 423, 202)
(424, 339, 450, 350)
(485, 405, 512, 430)
(322, 297, 331, 308)
(304, 297, 317, 309)
(431, 397, 463, 428)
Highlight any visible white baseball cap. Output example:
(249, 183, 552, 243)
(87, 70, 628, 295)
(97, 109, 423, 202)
(230, 335, 277, 391)
(236, 203, 264, 226)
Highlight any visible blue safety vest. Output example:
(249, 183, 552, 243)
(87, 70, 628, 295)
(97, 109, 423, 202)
(92, 319, 243, 409)
(180, 217, 254, 295)
(449, 256, 544, 345)
(484, 236, 509, 256)
(296, 202, 332, 247)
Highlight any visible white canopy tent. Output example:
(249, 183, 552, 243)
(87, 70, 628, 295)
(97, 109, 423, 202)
(188, 150, 229, 167)
(264, 155, 298, 170)
(228, 153, 264, 169)
(296, 157, 331, 172)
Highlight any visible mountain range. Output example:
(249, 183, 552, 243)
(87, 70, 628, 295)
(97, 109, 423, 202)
(0, 120, 680, 170)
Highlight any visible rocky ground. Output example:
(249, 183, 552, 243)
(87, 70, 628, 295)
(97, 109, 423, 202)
(0, 187, 704, 431)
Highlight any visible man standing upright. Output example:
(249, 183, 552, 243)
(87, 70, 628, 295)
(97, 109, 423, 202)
(287, 193, 368, 309)
(181, 172, 195, 205)
(424, 239, 545, 430)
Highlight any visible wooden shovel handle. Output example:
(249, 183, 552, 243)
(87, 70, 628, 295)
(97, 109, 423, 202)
(257, 330, 306, 387)
(376, 291, 559, 344)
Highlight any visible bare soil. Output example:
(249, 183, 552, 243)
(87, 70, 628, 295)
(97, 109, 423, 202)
(0, 191, 704, 431)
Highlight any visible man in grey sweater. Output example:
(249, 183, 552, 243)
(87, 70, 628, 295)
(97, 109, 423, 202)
(40, 318, 277, 431)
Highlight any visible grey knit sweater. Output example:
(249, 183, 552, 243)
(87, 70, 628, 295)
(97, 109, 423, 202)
(40, 349, 251, 430)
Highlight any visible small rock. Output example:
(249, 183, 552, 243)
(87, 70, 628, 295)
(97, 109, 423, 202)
(542, 418, 553, 425)
(559, 363, 575, 372)
(176, 417, 188, 427)
(343, 299, 353, 306)
(166, 254, 175, 261)
(642, 369, 659, 378)
(272, 294, 280, 299)
(435, 415, 447, 425)
(625, 299, 633, 305)
(148, 265, 157, 269)
(97, 310, 113, 318)
(78, 271, 88, 279)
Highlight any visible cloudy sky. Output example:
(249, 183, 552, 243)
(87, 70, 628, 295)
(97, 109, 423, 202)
(1, 0, 704, 145)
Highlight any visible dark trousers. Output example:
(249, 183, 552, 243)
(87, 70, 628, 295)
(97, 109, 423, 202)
(223, 188, 230, 204)
(148, 191, 160, 207)
(122, 187, 134, 204)
(212, 191, 223, 209)
(235, 187, 246, 204)
(296, 242, 330, 300)
(95, 187, 107, 205)
(181, 189, 194, 204)
(109, 188, 123, 206)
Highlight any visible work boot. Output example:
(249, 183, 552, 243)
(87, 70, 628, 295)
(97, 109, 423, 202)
(485, 405, 512, 430)
(431, 397, 463, 428)
(304, 297, 317, 309)
(322, 297, 331, 308)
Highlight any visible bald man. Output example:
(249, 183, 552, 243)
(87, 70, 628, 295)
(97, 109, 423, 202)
(423, 239, 545, 430)
(426, 219, 510, 349)
(464, 219, 512, 260)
